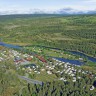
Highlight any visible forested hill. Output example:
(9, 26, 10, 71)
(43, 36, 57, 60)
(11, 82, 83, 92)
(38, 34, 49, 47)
(0, 14, 95, 21)
(0, 14, 96, 57)
(0, 14, 63, 21)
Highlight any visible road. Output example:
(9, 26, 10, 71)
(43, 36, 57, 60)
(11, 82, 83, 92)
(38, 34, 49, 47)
(18, 75, 43, 85)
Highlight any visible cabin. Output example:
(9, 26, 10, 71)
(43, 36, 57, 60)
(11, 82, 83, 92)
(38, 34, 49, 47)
(14, 57, 24, 63)
(47, 71, 52, 74)
(24, 64, 36, 69)
(25, 57, 32, 61)
(35, 55, 47, 63)
(90, 86, 95, 90)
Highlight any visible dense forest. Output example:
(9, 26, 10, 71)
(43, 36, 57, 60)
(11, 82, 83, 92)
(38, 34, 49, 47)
(0, 62, 96, 96)
(0, 14, 96, 57)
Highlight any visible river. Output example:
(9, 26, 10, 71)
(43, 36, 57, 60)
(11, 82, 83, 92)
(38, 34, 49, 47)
(0, 42, 96, 65)
(31, 45, 96, 63)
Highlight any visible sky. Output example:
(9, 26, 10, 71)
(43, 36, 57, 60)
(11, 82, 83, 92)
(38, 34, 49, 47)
(0, 0, 96, 14)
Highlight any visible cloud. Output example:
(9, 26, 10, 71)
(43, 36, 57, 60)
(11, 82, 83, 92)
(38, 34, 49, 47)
(84, 0, 96, 3)
(0, 7, 96, 15)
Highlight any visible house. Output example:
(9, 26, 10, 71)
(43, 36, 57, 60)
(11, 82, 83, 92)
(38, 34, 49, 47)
(35, 55, 47, 63)
(77, 76, 81, 79)
(29, 72, 31, 74)
(90, 86, 95, 90)
(41, 69, 45, 71)
(56, 71, 60, 73)
(37, 71, 40, 74)
(25, 57, 32, 61)
(22, 68, 25, 70)
(72, 79, 76, 82)
(71, 74, 75, 77)
(47, 71, 52, 74)
(34, 71, 37, 73)
(59, 78, 67, 82)
(78, 69, 81, 72)
(59, 78, 64, 80)
(79, 58, 83, 61)
(14, 57, 23, 62)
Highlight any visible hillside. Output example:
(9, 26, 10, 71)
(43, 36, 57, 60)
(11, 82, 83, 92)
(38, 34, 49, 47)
(0, 14, 96, 57)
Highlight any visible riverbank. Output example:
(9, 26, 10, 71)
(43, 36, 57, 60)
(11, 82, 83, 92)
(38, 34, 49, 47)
(0, 42, 96, 64)
(26, 45, 96, 63)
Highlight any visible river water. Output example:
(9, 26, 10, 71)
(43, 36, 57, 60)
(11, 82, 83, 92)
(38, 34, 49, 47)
(0, 42, 96, 65)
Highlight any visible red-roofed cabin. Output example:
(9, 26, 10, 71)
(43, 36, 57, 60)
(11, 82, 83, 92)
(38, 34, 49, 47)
(25, 57, 32, 61)
(35, 55, 47, 63)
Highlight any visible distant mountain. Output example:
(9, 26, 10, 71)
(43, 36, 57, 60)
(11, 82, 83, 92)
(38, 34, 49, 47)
(55, 8, 75, 14)
(86, 10, 96, 14)
(55, 8, 96, 15)
(0, 8, 96, 15)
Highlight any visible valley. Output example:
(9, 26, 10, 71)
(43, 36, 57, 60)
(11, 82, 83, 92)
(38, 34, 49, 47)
(0, 14, 96, 96)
